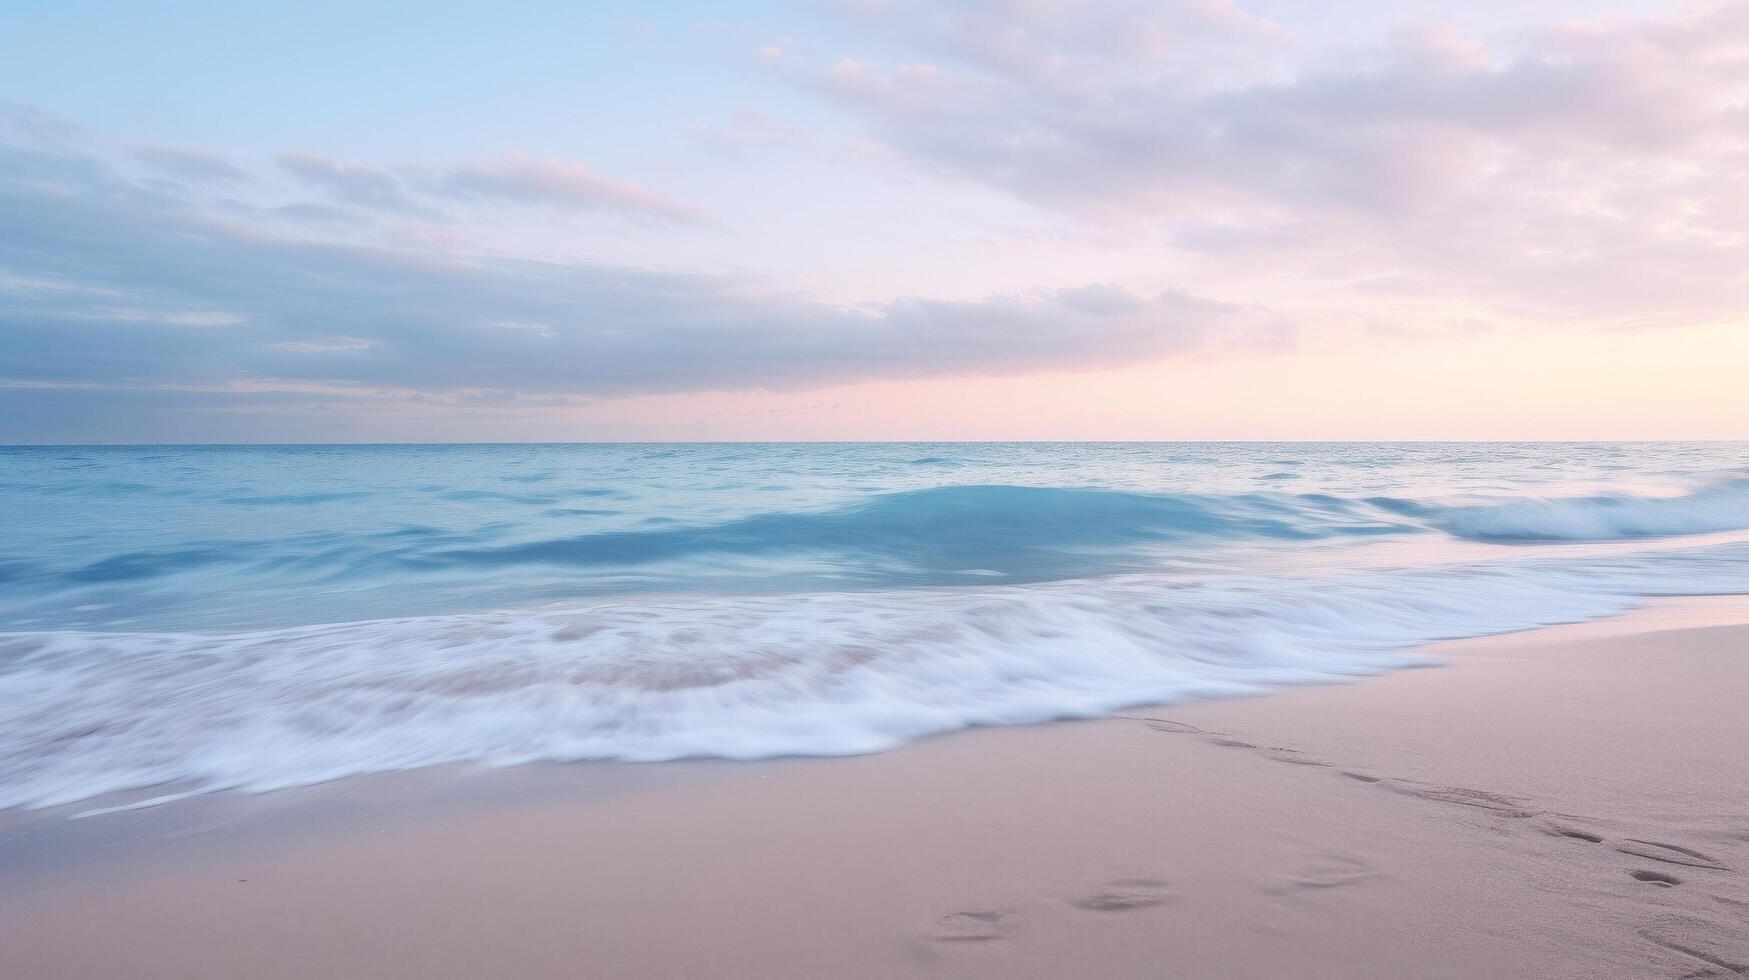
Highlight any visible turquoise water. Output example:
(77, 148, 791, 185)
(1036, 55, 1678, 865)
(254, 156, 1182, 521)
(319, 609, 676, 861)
(3, 442, 1747, 810)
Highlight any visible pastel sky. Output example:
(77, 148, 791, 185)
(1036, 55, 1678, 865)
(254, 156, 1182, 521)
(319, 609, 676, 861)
(2, 0, 1746, 442)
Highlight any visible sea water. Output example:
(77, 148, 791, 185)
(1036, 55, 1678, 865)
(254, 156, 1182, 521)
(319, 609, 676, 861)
(2, 442, 1747, 810)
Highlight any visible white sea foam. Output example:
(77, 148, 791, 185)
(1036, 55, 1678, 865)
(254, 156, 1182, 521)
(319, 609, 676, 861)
(3, 542, 1744, 812)
(1428, 477, 1749, 541)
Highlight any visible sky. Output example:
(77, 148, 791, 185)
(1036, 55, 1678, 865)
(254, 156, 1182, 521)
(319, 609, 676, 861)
(1, 0, 1746, 442)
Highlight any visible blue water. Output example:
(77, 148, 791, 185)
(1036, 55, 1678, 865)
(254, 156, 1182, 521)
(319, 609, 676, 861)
(3, 442, 1747, 811)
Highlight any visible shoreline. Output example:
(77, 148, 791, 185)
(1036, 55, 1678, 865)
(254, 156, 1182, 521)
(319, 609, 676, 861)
(3, 596, 1747, 977)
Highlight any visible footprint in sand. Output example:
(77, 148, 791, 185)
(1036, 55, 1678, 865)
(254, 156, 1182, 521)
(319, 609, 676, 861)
(931, 908, 1019, 943)
(1144, 720, 1330, 768)
(1071, 878, 1173, 912)
(1615, 839, 1732, 872)
(1375, 780, 1538, 819)
(1267, 855, 1379, 896)
(1638, 915, 1749, 976)
(1629, 869, 1682, 887)
(1534, 817, 1605, 844)
(1262, 747, 1331, 767)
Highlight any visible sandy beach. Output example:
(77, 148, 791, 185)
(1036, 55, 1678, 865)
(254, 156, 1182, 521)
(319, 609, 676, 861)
(2, 597, 1745, 979)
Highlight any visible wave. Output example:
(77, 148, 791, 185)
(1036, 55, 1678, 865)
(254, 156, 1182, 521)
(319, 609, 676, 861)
(16, 480, 1749, 605)
(425, 480, 1749, 576)
(1393, 476, 1749, 541)
(428, 485, 1407, 574)
(221, 491, 376, 506)
(3, 542, 1745, 812)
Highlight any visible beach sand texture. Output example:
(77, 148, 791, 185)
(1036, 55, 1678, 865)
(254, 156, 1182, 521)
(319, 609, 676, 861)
(1, 598, 1745, 979)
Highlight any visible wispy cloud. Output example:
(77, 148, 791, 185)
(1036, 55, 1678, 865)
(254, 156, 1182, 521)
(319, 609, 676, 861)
(0, 112, 1283, 434)
(431, 152, 704, 222)
(131, 143, 249, 183)
(271, 148, 700, 224)
(276, 151, 434, 216)
(813, 1, 1749, 325)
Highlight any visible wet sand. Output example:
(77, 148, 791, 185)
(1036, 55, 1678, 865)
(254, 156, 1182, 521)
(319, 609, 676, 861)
(2, 597, 1746, 979)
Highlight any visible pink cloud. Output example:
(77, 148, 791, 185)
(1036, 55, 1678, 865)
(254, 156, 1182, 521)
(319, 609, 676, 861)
(813, 2, 1749, 324)
(437, 152, 703, 222)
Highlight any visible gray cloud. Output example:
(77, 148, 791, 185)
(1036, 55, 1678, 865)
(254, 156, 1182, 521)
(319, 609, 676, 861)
(276, 151, 433, 216)
(0, 121, 1283, 438)
(263, 200, 372, 225)
(131, 143, 249, 183)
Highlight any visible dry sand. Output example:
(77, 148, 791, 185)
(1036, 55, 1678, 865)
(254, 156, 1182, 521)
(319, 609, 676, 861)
(1, 597, 1746, 979)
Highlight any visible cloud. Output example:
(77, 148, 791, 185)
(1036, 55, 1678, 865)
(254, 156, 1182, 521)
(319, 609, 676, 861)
(0, 118, 1284, 437)
(131, 143, 248, 183)
(14, 108, 704, 231)
(812, 1, 1749, 325)
(264, 200, 372, 225)
(432, 152, 703, 222)
(831, 0, 1280, 88)
(0, 100, 86, 146)
(276, 150, 433, 215)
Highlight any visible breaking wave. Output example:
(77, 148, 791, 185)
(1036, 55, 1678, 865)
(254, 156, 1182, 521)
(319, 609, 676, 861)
(1391, 476, 1749, 541)
(6, 444, 1749, 813)
(3, 542, 1746, 812)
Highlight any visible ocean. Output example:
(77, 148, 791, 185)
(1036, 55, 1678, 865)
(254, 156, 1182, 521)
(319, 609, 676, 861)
(3, 441, 1747, 812)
